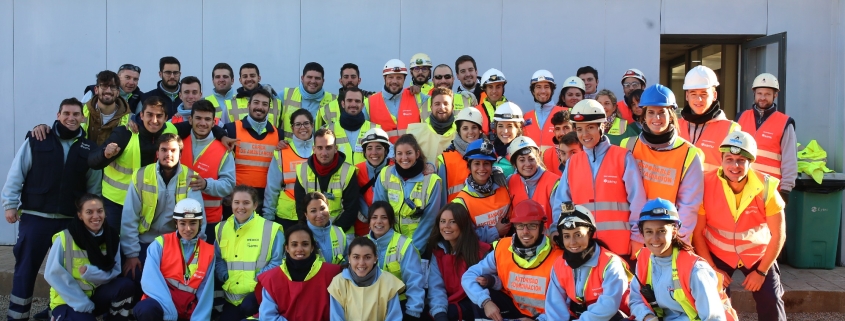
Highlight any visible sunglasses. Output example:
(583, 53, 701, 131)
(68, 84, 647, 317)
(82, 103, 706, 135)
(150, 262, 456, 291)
(434, 74, 452, 80)
(119, 64, 141, 73)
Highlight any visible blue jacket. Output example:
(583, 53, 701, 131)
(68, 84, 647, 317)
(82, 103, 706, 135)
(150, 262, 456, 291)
(372, 165, 443, 251)
(544, 246, 629, 321)
(142, 236, 214, 321)
(629, 254, 726, 321)
(44, 229, 122, 312)
(307, 221, 352, 264)
(368, 229, 425, 318)
(329, 269, 404, 321)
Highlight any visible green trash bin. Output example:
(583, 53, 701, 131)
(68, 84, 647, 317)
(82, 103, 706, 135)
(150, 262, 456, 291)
(785, 173, 845, 269)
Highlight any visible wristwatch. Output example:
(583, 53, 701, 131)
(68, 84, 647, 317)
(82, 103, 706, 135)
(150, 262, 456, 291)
(756, 269, 768, 277)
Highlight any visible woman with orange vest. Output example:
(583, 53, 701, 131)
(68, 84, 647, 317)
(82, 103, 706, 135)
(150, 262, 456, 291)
(631, 198, 735, 321)
(506, 136, 560, 228)
(423, 203, 493, 321)
(678, 66, 740, 172)
(555, 76, 586, 109)
(452, 138, 511, 243)
(264, 108, 313, 229)
(692, 131, 786, 321)
(545, 203, 630, 321)
(354, 127, 393, 236)
(437, 106, 485, 203)
(257, 224, 343, 321)
(621, 84, 704, 244)
(133, 199, 215, 321)
(523, 70, 566, 149)
(461, 200, 563, 321)
(596, 89, 640, 146)
(550, 99, 647, 263)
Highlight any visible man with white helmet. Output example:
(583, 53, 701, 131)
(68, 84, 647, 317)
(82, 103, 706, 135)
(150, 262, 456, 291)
(366, 59, 429, 143)
(551, 99, 647, 263)
(409, 53, 435, 95)
(524, 70, 566, 148)
(679, 65, 741, 172)
(474, 68, 508, 133)
(736, 73, 796, 200)
(692, 131, 786, 321)
(616, 68, 646, 123)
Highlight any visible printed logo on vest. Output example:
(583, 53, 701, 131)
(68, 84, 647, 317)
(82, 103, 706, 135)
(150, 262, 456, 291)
(602, 175, 619, 184)
(637, 161, 678, 186)
(238, 142, 274, 157)
(762, 131, 774, 139)
(507, 272, 547, 294)
(700, 140, 716, 148)
(474, 208, 508, 227)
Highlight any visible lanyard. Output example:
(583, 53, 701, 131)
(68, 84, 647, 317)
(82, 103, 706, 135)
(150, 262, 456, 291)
(179, 240, 199, 283)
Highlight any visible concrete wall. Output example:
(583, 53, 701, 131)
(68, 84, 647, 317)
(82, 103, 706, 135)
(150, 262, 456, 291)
(0, 0, 841, 244)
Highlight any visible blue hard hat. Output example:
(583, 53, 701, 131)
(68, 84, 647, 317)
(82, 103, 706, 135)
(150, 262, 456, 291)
(638, 198, 681, 226)
(639, 84, 677, 109)
(463, 139, 497, 161)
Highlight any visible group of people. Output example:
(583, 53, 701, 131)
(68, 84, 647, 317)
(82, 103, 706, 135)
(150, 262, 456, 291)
(1, 52, 798, 321)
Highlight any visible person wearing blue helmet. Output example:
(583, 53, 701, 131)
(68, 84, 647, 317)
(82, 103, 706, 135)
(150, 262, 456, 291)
(451, 138, 511, 243)
(621, 84, 704, 246)
(629, 198, 735, 321)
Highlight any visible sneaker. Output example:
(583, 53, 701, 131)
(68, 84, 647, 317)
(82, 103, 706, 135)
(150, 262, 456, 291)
(32, 308, 50, 321)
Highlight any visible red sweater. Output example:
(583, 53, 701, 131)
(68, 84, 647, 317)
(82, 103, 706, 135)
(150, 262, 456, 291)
(257, 262, 342, 321)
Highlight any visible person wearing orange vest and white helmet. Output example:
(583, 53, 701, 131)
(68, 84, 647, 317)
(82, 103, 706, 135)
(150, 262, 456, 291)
(133, 199, 216, 321)
(437, 107, 484, 203)
(475, 68, 508, 134)
(630, 198, 736, 321)
(461, 199, 563, 321)
(550, 99, 647, 264)
(354, 127, 393, 236)
(555, 76, 586, 109)
(506, 136, 560, 228)
(367, 59, 429, 143)
(616, 68, 645, 124)
(678, 65, 741, 172)
(545, 203, 630, 321)
(452, 138, 511, 243)
(736, 73, 797, 201)
(621, 84, 704, 244)
(523, 70, 566, 149)
(692, 131, 786, 320)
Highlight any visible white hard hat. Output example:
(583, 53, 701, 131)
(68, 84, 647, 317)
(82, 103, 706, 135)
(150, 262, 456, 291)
(492, 102, 523, 122)
(173, 199, 203, 220)
(455, 106, 484, 129)
(507, 136, 539, 157)
(383, 59, 408, 76)
(481, 68, 507, 86)
(621, 68, 646, 84)
(683, 65, 720, 90)
(530, 70, 555, 85)
(752, 73, 779, 91)
(561, 76, 586, 91)
(361, 128, 391, 146)
(719, 131, 757, 161)
(569, 99, 607, 124)
(409, 53, 432, 68)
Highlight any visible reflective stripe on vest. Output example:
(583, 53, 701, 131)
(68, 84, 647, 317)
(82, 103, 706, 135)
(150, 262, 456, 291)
(273, 147, 308, 220)
(204, 94, 231, 119)
(133, 164, 192, 234)
(367, 90, 422, 143)
(738, 111, 788, 178)
(319, 225, 347, 264)
(678, 118, 738, 172)
(522, 106, 566, 148)
(296, 161, 355, 228)
(554, 248, 619, 310)
(180, 136, 227, 223)
(636, 248, 700, 320)
(283, 87, 336, 137)
(102, 123, 177, 204)
(215, 216, 278, 305)
(379, 166, 438, 238)
(493, 236, 561, 316)
(568, 146, 632, 255)
(50, 231, 101, 309)
(626, 137, 700, 204)
(319, 98, 369, 128)
(156, 233, 214, 299)
(508, 170, 560, 228)
(368, 232, 412, 300)
(438, 151, 468, 202)
(606, 117, 628, 136)
(453, 187, 511, 228)
(422, 92, 473, 119)
(332, 121, 372, 165)
(234, 120, 280, 188)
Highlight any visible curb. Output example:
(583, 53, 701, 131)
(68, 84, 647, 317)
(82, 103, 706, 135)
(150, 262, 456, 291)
(0, 271, 50, 298)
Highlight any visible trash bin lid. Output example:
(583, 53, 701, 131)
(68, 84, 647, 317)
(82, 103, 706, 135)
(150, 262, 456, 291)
(796, 173, 845, 192)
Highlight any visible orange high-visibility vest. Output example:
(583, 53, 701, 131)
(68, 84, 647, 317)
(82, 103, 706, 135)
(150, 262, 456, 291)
(149, 232, 214, 319)
(234, 121, 280, 188)
(616, 101, 635, 124)
(677, 118, 736, 172)
(567, 146, 632, 255)
(701, 170, 772, 268)
(542, 147, 562, 176)
(494, 236, 561, 317)
(523, 106, 567, 148)
(507, 171, 560, 228)
(180, 136, 227, 223)
(368, 90, 421, 143)
(454, 187, 511, 228)
(737, 111, 790, 179)
(439, 151, 469, 202)
(555, 247, 630, 316)
(624, 137, 699, 204)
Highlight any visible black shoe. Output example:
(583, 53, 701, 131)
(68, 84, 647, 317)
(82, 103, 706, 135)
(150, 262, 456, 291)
(32, 308, 50, 321)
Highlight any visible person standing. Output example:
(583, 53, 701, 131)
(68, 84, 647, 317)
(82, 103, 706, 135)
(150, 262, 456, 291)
(139, 56, 183, 118)
(367, 59, 428, 143)
(205, 63, 237, 123)
(523, 70, 566, 149)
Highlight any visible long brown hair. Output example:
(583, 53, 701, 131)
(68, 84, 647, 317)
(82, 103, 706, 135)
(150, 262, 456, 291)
(425, 203, 483, 268)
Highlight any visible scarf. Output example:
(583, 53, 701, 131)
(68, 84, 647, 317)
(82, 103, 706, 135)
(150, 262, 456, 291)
(54, 120, 81, 140)
(563, 240, 597, 269)
(428, 114, 455, 135)
(395, 159, 425, 180)
(512, 234, 543, 259)
(285, 251, 317, 282)
(604, 113, 617, 133)
(681, 101, 722, 125)
(314, 153, 339, 176)
(493, 139, 509, 158)
(466, 175, 494, 194)
(349, 263, 379, 287)
(299, 83, 325, 100)
(67, 216, 119, 271)
(339, 108, 366, 131)
(452, 135, 471, 155)
(245, 114, 268, 134)
(641, 125, 675, 145)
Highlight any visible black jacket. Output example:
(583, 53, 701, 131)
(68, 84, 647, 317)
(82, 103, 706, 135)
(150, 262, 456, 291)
(293, 152, 360, 230)
(139, 81, 181, 119)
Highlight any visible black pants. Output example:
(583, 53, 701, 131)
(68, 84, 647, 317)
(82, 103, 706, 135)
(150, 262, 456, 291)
(713, 256, 786, 321)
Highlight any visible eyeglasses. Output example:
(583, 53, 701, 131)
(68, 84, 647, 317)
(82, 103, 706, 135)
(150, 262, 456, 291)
(162, 71, 181, 76)
(119, 64, 141, 73)
(293, 121, 312, 128)
(623, 82, 642, 88)
(434, 74, 453, 80)
(514, 223, 540, 230)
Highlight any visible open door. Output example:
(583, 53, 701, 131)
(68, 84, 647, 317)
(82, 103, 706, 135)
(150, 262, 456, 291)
(740, 32, 787, 113)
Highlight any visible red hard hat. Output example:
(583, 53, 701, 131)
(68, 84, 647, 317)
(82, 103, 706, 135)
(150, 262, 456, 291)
(511, 200, 547, 223)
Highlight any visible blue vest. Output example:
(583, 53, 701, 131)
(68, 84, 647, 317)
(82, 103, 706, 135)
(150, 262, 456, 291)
(21, 131, 94, 217)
